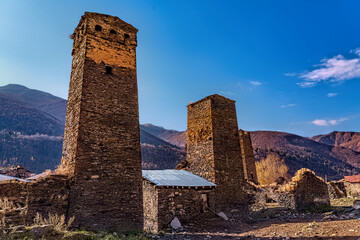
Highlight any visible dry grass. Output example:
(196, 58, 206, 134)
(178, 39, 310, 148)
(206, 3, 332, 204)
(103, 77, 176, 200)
(33, 213, 75, 232)
(0, 198, 17, 212)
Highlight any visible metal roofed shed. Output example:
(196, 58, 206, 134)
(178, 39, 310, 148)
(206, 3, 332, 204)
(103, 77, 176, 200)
(142, 170, 216, 189)
(142, 170, 216, 232)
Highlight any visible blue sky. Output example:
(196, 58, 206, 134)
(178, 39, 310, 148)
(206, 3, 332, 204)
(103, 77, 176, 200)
(0, 0, 359, 136)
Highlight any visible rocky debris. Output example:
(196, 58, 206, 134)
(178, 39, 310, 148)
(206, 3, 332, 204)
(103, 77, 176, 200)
(217, 212, 228, 221)
(170, 217, 182, 230)
(353, 200, 360, 209)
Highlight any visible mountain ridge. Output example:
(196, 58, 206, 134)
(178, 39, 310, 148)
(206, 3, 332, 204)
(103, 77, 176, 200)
(311, 131, 360, 152)
(0, 83, 359, 180)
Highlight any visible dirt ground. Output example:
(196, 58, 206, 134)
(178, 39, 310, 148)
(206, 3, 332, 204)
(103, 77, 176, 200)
(159, 199, 360, 240)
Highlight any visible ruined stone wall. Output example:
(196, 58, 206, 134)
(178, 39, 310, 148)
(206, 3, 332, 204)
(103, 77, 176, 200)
(328, 181, 346, 199)
(239, 130, 258, 183)
(59, 12, 143, 231)
(278, 169, 330, 211)
(186, 95, 247, 212)
(344, 182, 360, 197)
(27, 175, 70, 220)
(0, 181, 28, 208)
(0, 175, 69, 225)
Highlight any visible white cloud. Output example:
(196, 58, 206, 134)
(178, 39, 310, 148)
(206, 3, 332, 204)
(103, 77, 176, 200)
(249, 81, 262, 86)
(298, 48, 360, 87)
(281, 103, 296, 108)
(327, 92, 338, 97)
(284, 72, 297, 77)
(311, 117, 348, 127)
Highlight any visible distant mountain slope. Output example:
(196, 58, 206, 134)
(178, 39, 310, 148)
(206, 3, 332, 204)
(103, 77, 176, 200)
(311, 131, 360, 152)
(141, 123, 186, 148)
(0, 84, 185, 173)
(251, 131, 360, 180)
(0, 130, 63, 173)
(140, 129, 185, 170)
(0, 95, 64, 136)
(0, 84, 67, 123)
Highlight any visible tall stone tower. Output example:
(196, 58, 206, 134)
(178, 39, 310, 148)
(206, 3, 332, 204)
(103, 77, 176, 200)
(60, 12, 143, 231)
(239, 129, 258, 184)
(186, 94, 247, 211)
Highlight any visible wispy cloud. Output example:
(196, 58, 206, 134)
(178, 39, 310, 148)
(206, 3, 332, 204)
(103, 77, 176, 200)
(327, 92, 338, 97)
(220, 91, 235, 96)
(298, 48, 360, 87)
(311, 117, 348, 127)
(284, 72, 297, 77)
(350, 48, 360, 56)
(281, 103, 296, 108)
(249, 81, 262, 86)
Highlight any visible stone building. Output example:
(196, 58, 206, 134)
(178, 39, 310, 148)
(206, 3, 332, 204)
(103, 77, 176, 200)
(278, 168, 330, 211)
(344, 175, 360, 197)
(58, 12, 143, 231)
(239, 129, 258, 184)
(142, 170, 215, 232)
(185, 94, 248, 212)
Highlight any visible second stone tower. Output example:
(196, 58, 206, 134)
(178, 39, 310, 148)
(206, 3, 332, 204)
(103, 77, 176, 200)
(186, 94, 248, 211)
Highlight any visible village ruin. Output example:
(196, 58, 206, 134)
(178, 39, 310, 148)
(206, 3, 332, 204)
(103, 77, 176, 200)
(1, 12, 357, 236)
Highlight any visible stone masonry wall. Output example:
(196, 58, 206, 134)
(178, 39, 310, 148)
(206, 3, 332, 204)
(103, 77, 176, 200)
(0, 181, 28, 208)
(0, 175, 70, 224)
(239, 129, 258, 183)
(278, 169, 330, 211)
(344, 182, 360, 197)
(157, 188, 212, 229)
(59, 12, 143, 231)
(186, 95, 248, 212)
(27, 175, 70, 220)
(143, 181, 159, 233)
(143, 181, 215, 232)
(186, 99, 215, 182)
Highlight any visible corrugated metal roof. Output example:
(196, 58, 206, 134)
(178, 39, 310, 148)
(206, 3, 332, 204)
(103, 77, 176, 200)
(0, 174, 30, 182)
(345, 175, 360, 183)
(142, 170, 216, 187)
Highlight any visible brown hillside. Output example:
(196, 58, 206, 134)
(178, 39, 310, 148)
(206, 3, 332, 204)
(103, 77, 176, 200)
(251, 131, 360, 180)
(141, 123, 186, 148)
(311, 131, 360, 152)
